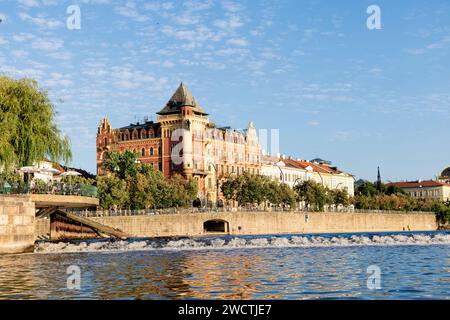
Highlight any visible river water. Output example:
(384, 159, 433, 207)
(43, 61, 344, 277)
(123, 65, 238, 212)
(0, 231, 449, 299)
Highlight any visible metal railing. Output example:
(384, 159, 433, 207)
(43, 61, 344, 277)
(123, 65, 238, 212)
(67, 206, 434, 218)
(0, 181, 97, 198)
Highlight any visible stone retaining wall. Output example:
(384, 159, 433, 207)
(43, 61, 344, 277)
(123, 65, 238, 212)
(85, 211, 438, 238)
(0, 195, 35, 254)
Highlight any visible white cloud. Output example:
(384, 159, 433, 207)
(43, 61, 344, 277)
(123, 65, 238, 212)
(227, 37, 248, 46)
(17, 0, 58, 6)
(221, 1, 244, 12)
(0, 35, 8, 45)
(213, 15, 243, 29)
(17, 0, 40, 7)
(161, 60, 175, 68)
(31, 38, 64, 51)
(143, 2, 173, 11)
(12, 32, 36, 42)
(11, 50, 29, 58)
(0, 13, 8, 23)
(114, 1, 149, 22)
(19, 12, 63, 28)
(183, 0, 213, 12)
(48, 51, 72, 61)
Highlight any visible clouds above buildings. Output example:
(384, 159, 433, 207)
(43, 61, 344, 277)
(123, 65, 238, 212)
(0, 0, 449, 180)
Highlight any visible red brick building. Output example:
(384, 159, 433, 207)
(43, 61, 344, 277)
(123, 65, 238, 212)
(97, 82, 261, 206)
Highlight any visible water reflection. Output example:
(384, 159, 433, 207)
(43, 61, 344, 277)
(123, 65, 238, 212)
(0, 242, 449, 300)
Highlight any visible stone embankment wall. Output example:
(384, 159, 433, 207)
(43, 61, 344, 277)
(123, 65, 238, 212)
(0, 195, 35, 254)
(81, 211, 439, 238)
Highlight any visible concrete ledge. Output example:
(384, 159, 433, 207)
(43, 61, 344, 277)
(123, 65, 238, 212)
(31, 194, 99, 208)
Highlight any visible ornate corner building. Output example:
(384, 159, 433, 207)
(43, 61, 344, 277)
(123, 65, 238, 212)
(96, 82, 262, 206)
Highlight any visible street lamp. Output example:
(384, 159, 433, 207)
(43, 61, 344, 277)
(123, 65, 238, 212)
(275, 163, 284, 183)
(316, 171, 324, 186)
(293, 177, 303, 188)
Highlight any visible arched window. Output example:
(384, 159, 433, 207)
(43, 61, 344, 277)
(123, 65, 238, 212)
(141, 130, 147, 139)
(150, 147, 154, 156)
(141, 148, 146, 156)
(133, 131, 138, 140)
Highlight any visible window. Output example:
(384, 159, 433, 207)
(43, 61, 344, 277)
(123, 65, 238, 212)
(141, 148, 146, 156)
(150, 147, 154, 156)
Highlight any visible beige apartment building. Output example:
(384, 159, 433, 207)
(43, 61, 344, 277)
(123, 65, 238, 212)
(261, 156, 355, 196)
(388, 180, 450, 202)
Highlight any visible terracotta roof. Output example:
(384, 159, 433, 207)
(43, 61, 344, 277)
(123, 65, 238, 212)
(157, 82, 208, 116)
(387, 180, 450, 188)
(281, 159, 347, 175)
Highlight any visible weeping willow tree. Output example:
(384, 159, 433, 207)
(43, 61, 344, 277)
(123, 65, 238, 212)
(0, 76, 72, 173)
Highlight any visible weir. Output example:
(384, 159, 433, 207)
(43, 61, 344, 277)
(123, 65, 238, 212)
(45, 210, 439, 239)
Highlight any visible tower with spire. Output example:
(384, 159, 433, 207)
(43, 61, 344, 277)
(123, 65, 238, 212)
(376, 166, 382, 191)
(96, 81, 261, 207)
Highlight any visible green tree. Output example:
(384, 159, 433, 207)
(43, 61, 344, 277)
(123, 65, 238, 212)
(356, 182, 378, 196)
(97, 175, 128, 209)
(222, 174, 298, 208)
(0, 76, 71, 171)
(102, 150, 138, 180)
(294, 180, 329, 211)
(332, 189, 350, 207)
(100, 151, 198, 209)
(278, 183, 298, 207)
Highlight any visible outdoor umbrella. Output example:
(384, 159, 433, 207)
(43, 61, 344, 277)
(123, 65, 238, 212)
(60, 171, 82, 177)
(61, 171, 82, 194)
(40, 167, 61, 175)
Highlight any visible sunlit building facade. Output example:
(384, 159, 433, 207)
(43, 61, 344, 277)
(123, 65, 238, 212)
(261, 155, 355, 196)
(97, 82, 261, 205)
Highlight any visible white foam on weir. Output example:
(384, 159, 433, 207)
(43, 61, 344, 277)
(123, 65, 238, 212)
(32, 233, 450, 254)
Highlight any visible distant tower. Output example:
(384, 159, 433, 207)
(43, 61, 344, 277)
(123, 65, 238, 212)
(376, 166, 382, 191)
(96, 116, 113, 175)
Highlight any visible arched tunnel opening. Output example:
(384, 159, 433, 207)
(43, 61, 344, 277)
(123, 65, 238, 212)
(203, 219, 229, 233)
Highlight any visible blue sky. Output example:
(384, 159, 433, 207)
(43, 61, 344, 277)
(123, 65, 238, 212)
(0, 0, 449, 181)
